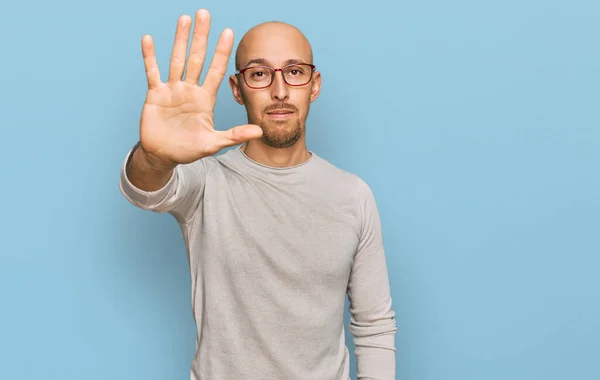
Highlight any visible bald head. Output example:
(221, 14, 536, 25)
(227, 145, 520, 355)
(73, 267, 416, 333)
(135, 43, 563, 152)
(235, 21, 313, 70)
(228, 21, 322, 150)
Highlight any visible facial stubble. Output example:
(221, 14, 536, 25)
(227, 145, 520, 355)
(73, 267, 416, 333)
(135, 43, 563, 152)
(259, 117, 303, 149)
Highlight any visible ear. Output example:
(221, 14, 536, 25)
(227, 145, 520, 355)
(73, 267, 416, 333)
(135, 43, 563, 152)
(309, 70, 322, 103)
(229, 74, 245, 105)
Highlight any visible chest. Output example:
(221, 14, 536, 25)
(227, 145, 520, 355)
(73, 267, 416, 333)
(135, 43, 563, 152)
(200, 175, 360, 288)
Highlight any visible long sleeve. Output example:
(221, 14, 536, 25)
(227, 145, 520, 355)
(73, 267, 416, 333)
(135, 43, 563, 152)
(347, 176, 397, 380)
(118, 144, 207, 224)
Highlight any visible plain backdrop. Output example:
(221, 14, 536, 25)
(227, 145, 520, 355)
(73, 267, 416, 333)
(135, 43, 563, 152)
(1, 0, 598, 379)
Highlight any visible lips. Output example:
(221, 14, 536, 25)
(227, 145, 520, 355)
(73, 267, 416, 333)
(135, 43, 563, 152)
(267, 110, 293, 115)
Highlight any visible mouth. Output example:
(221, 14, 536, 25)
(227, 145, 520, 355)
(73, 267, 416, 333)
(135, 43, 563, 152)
(266, 110, 294, 119)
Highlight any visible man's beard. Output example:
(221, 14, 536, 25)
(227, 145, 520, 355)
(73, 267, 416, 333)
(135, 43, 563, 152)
(257, 102, 304, 148)
(260, 118, 303, 148)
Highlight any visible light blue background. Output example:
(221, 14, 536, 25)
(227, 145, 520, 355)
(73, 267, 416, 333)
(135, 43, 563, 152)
(1, 0, 598, 379)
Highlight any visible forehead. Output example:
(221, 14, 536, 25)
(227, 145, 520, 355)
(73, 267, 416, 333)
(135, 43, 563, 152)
(237, 25, 313, 67)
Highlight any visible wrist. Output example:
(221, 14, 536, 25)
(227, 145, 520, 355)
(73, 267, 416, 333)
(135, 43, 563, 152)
(134, 143, 177, 173)
(126, 143, 176, 181)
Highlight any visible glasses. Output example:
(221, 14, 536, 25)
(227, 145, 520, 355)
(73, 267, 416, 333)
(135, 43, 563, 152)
(237, 63, 316, 89)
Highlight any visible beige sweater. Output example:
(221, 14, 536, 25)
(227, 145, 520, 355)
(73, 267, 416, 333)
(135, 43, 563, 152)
(119, 145, 397, 380)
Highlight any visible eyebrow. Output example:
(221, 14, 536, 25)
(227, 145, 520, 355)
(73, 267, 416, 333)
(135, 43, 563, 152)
(243, 58, 307, 68)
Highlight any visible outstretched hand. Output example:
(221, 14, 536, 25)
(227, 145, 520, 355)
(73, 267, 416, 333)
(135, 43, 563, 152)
(138, 9, 262, 169)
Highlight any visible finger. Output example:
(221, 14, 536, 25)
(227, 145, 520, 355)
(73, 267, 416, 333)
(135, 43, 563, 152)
(168, 15, 192, 82)
(141, 35, 161, 89)
(202, 28, 234, 94)
(184, 9, 210, 84)
(214, 124, 263, 148)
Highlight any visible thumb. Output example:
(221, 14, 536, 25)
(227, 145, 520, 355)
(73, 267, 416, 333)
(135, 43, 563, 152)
(215, 124, 263, 148)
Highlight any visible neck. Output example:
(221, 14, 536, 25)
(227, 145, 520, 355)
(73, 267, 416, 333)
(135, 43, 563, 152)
(241, 138, 311, 168)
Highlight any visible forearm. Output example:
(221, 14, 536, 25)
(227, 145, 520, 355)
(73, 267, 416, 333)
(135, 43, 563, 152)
(350, 315, 397, 379)
(119, 142, 206, 221)
(126, 142, 175, 192)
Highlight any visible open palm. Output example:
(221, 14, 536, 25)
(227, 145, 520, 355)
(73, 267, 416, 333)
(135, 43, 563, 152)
(139, 9, 262, 168)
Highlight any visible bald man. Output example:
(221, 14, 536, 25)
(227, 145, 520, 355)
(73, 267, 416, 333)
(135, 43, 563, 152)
(119, 9, 397, 380)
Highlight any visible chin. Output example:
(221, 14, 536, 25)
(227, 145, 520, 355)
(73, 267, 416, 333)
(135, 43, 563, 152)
(260, 120, 303, 148)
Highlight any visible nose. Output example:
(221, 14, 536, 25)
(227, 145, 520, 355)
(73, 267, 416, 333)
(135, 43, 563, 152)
(270, 70, 289, 101)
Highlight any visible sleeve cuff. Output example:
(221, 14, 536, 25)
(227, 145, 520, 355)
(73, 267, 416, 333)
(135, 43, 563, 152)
(118, 146, 178, 209)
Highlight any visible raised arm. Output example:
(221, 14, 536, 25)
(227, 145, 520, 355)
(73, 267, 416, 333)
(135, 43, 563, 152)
(119, 9, 263, 222)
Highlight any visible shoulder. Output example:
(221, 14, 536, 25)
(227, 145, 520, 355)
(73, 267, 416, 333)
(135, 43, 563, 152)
(188, 146, 239, 173)
(310, 152, 373, 195)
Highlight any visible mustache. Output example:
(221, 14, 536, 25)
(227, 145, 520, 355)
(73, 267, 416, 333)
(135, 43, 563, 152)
(264, 103, 298, 113)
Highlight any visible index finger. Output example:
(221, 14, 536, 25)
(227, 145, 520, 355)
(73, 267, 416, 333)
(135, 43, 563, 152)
(201, 28, 234, 95)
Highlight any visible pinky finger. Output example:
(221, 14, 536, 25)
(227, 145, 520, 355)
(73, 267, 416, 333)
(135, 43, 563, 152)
(141, 34, 161, 89)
